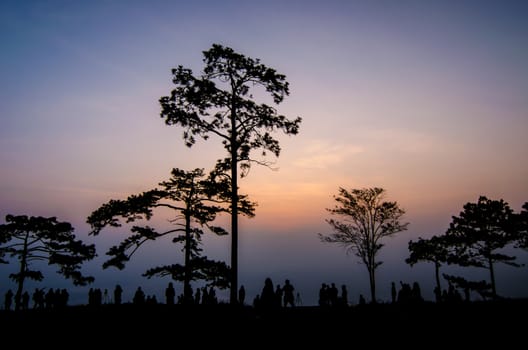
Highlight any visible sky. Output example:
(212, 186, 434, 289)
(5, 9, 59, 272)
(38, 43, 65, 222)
(1, 0, 527, 306)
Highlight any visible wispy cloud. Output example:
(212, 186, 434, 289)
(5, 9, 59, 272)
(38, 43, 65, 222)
(365, 128, 447, 155)
(293, 140, 363, 169)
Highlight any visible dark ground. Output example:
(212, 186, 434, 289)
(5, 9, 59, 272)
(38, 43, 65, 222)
(1, 300, 526, 345)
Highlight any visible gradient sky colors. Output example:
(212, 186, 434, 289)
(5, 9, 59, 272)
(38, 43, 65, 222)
(1, 1, 528, 305)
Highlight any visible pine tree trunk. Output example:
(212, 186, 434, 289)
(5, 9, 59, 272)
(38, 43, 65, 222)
(15, 232, 29, 311)
(368, 254, 376, 303)
(435, 261, 441, 302)
(489, 257, 496, 298)
(183, 211, 192, 303)
(230, 99, 239, 305)
(369, 268, 376, 303)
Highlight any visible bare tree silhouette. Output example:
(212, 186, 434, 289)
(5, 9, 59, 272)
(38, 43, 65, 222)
(319, 187, 408, 303)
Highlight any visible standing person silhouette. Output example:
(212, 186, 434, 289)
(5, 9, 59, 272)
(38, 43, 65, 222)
(275, 284, 283, 307)
(165, 282, 176, 305)
(238, 285, 246, 305)
(260, 278, 275, 309)
(359, 294, 366, 305)
(283, 279, 295, 307)
(295, 292, 303, 306)
(133, 287, 145, 304)
(22, 291, 30, 310)
(4, 290, 13, 311)
(195, 287, 201, 305)
(391, 282, 397, 304)
(341, 285, 348, 306)
(114, 284, 123, 305)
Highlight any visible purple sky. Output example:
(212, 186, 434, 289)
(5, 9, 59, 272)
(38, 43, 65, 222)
(1, 1, 527, 305)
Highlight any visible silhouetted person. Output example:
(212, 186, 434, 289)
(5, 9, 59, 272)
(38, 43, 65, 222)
(114, 284, 123, 305)
(411, 282, 423, 302)
(201, 287, 208, 305)
(133, 287, 145, 304)
(33, 288, 44, 309)
(329, 283, 339, 306)
(96, 288, 103, 305)
(183, 284, 194, 305)
(253, 294, 260, 308)
(45, 289, 54, 309)
(260, 278, 275, 309)
(341, 285, 348, 306)
(88, 288, 94, 306)
(89, 288, 102, 306)
(60, 289, 69, 308)
(359, 294, 366, 305)
(195, 287, 201, 305)
(275, 284, 283, 307)
(208, 287, 217, 304)
(146, 294, 158, 304)
(14, 292, 21, 310)
(4, 290, 13, 311)
(434, 286, 441, 303)
(54, 288, 61, 308)
(295, 292, 303, 306)
(283, 279, 295, 307)
(238, 285, 246, 305)
(391, 282, 397, 303)
(398, 281, 412, 303)
(319, 283, 328, 306)
(22, 291, 30, 310)
(165, 282, 176, 305)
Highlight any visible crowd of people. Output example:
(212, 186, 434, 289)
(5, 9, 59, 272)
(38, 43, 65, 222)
(252, 278, 297, 308)
(4, 278, 476, 310)
(3, 288, 69, 310)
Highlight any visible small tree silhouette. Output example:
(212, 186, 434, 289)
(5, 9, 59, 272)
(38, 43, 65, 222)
(446, 196, 521, 298)
(87, 168, 255, 302)
(406, 235, 450, 301)
(514, 202, 528, 250)
(0, 214, 96, 310)
(319, 187, 408, 303)
(159, 44, 302, 303)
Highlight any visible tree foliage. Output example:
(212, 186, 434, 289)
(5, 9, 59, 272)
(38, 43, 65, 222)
(319, 187, 408, 303)
(0, 214, 96, 309)
(443, 274, 493, 301)
(87, 168, 255, 302)
(446, 196, 521, 298)
(515, 202, 528, 250)
(159, 44, 301, 303)
(406, 235, 451, 301)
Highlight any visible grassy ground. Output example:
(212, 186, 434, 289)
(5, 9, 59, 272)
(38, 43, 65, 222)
(1, 299, 525, 345)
